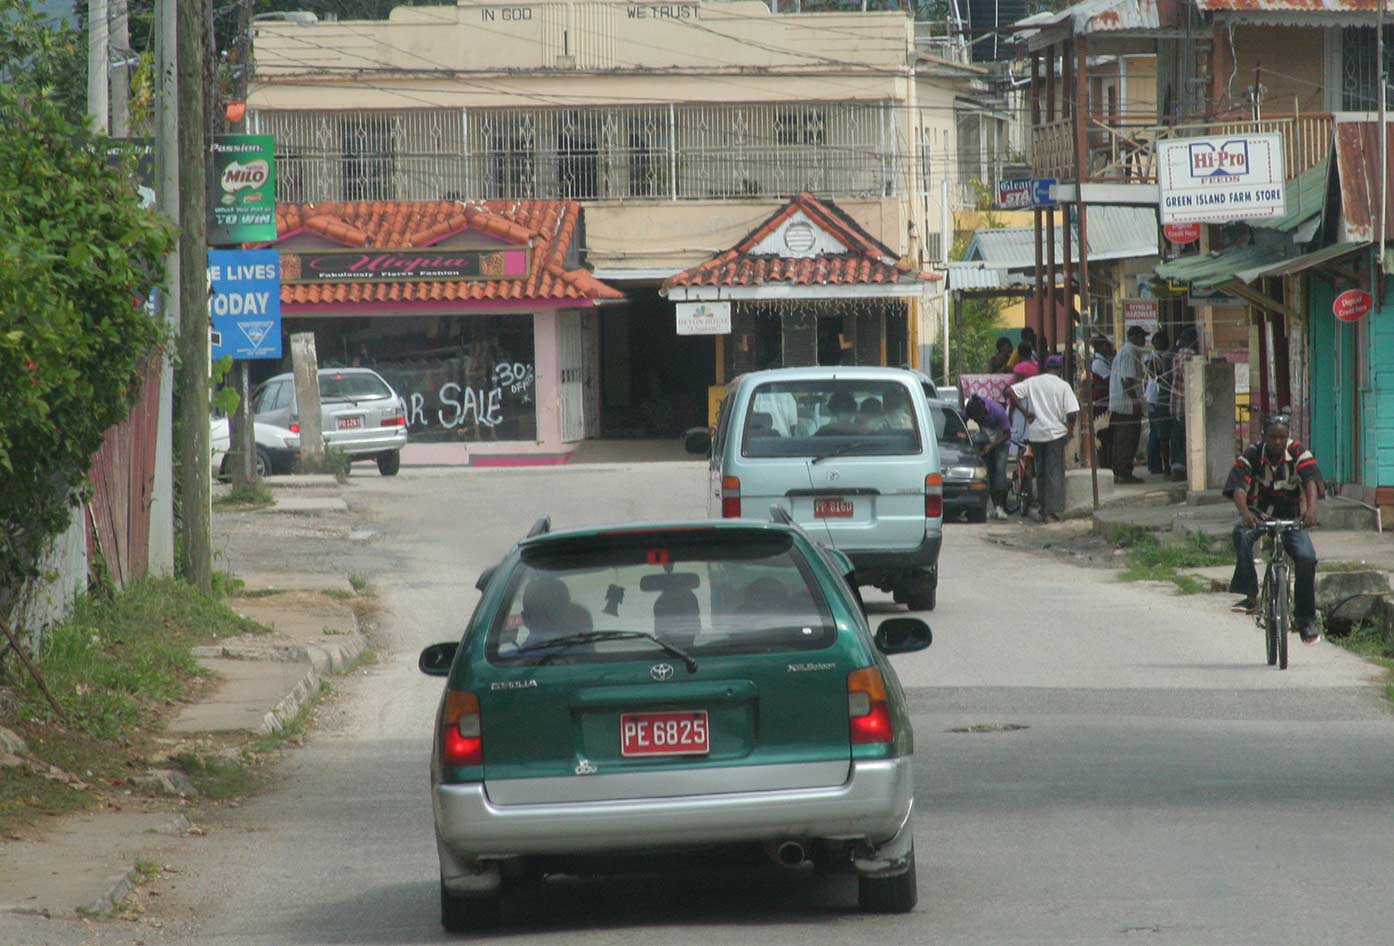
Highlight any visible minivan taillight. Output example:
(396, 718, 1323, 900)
(721, 476, 741, 518)
(847, 668, 893, 744)
(441, 691, 482, 766)
(288, 422, 301, 434)
(924, 472, 943, 519)
(381, 416, 406, 427)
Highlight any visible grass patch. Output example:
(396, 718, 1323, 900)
(1326, 621, 1394, 672)
(1117, 532, 1230, 595)
(348, 573, 369, 594)
(295, 447, 351, 482)
(174, 751, 260, 800)
(1319, 560, 1378, 573)
(213, 479, 275, 511)
(0, 578, 270, 833)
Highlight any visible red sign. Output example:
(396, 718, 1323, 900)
(1334, 289, 1374, 322)
(1163, 223, 1202, 245)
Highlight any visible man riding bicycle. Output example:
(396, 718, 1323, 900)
(1223, 413, 1322, 644)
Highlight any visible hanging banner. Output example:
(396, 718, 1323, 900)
(1333, 289, 1374, 322)
(208, 134, 277, 245)
(208, 249, 282, 360)
(675, 301, 731, 335)
(1158, 134, 1285, 224)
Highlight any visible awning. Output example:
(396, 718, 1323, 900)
(1248, 241, 1371, 280)
(1247, 157, 1329, 237)
(1154, 240, 1287, 288)
(945, 262, 1035, 292)
(964, 205, 1159, 271)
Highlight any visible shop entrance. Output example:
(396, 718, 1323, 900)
(600, 288, 716, 437)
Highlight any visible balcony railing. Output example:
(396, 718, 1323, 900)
(1031, 113, 1334, 184)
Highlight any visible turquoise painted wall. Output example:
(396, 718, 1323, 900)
(1368, 277, 1394, 487)
(1308, 278, 1355, 483)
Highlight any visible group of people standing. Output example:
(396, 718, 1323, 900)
(1091, 326, 1199, 484)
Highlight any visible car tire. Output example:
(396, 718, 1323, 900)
(440, 879, 500, 933)
(254, 446, 271, 479)
(967, 504, 988, 524)
(376, 450, 401, 477)
(858, 850, 918, 914)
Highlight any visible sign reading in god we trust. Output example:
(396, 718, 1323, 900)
(280, 248, 531, 283)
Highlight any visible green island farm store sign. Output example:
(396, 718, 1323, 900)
(208, 135, 277, 245)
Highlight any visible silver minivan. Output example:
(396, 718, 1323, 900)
(685, 367, 943, 610)
(251, 367, 409, 476)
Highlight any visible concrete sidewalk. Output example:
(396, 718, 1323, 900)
(0, 569, 373, 928)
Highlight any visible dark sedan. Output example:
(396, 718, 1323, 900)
(926, 399, 990, 523)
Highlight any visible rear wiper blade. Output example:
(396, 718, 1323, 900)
(513, 631, 698, 673)
(811, 440, 878, 464)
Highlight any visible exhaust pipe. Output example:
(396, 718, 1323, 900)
(768, 841, 805, 866)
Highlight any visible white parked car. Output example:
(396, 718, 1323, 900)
(210, 417, 301, 479)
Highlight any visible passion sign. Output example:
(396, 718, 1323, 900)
(1333, 289, 1374, 322)
(281, 248, 531, 283)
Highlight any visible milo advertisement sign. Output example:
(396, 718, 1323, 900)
(208, 135, 276, 245)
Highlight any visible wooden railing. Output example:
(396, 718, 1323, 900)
(1031, 112, 1333, 183)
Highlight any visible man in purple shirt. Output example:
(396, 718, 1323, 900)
(965, 394, 1011, 520)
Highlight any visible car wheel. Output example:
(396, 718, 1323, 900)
(858, 849, 918, 914)
(254, 447, 271, 478)
(376, 450, 401, 477)
(440, 879, 500, 933)
(967, 504, 988, 524)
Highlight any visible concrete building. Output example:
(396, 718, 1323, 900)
(246, 0, 1015, 450)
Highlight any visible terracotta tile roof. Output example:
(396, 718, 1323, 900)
(663, 193, 941, 291)
(269, 200, 621, 305)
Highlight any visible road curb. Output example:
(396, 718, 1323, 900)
(260, 664, 322, 735)
(82, 865, 141, 917)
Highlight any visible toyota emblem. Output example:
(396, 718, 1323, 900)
(650, 663, 675, 681)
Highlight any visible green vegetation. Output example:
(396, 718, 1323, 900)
(348, 573, 370, 594)
(1117, 531, 1231, 595)
(174, 751, 259, 800)
(0, 579, 268, 832)
(295, 447, 352, 481)
(930, 180, 1007, 383)
(213, 479, 275, 511)
(1324, 621, 1394, 703)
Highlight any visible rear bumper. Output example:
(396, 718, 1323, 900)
(327, 428, 408, 457)
(943, 480, 989, 514)
(435, 757, 913, 891)
(846, 531, 942, 579)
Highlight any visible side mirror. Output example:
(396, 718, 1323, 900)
(874, 617, 932, 655)
(475, 565, 496, 592)
(682, 427, 713, 457)
(418, 641, 459, 676)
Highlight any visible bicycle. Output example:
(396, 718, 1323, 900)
(1001, 441, 1033, 516)
(1251, 519, 1302, 671)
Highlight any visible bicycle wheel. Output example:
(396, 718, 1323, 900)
(1262, 569, 1277, 666)
(1274, 562, 1290, 671)
(1003, 463, 1023, 514)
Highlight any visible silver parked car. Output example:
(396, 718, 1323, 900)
(251, 367, 408, 475)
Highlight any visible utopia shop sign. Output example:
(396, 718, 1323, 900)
(1157, 134, 1286, 225)
(281, 248, 531, 283)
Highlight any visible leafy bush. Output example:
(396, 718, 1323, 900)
(0, 0, 173, 616)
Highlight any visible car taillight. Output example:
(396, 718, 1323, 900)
(288, 423, 300, 434)
(721, 476, 741, 518)
(847, 667, 893, 744)
(380, 416, 406, 427)
(441, 691, 482, 766)
(924, 472, 943, 519)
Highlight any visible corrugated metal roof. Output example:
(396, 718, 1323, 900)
(963, 206, 1160, 270)
(1247, 157, 1328, 234)
(1249, 241, 1371, 279)
(945, 263, 1036, 291)
(1197, 0, 1376, 12)
(1022, 0, 1164, 47)
(1153, 236, 1287, 287)
(1333, 120, 1394, 244)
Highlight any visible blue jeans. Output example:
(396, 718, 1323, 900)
(1147, 404, 1174, 474)
(1230, 524, 1318, 622)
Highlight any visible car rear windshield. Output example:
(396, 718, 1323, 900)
(318, 372, 391, 401)
(485, 532, 837, 665)
(740, 379, 922, 458)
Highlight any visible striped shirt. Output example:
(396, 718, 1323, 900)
(1223, 439, 1321, 517)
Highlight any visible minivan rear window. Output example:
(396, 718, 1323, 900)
(740, 379, 922, 458)
(319, 372, 391, 400)
(485, 533, 837, 666)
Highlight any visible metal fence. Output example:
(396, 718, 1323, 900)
(251, 101, 893, 204)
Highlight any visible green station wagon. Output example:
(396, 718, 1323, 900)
(419, 516, 932, 932)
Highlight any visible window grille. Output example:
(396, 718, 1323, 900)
(1341, 26, 1394, 111)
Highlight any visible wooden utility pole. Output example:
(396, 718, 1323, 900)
(109, 0, 131, 136)
(291, 333, 325, 464)
(223, 0, 258, 488)
(87, 0, 109, 132)
(176, 0, 211, 593)
(1074, 37, 1100, 510)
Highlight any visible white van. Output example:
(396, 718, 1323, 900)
(685, 367, 944, 610)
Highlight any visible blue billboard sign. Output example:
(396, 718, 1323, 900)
(1031, 178, 1057, 208)
(208, 249, 282, 360)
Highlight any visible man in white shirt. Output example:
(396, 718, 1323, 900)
(1108, 325, 1148, 485)
(1006, 354, 1080, 523)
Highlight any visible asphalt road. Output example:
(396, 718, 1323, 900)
(86, 463, 1394, 945)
